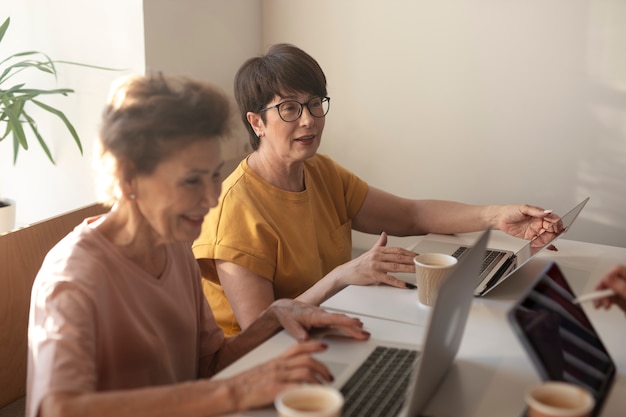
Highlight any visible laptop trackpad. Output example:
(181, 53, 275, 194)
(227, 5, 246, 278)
(325, 361, 349, 381)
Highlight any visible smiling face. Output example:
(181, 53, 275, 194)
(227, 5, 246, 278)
(248, 91, 325, 166)
(132, 138, 223, 244)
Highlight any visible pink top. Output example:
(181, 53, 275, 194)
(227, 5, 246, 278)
(26, 217, 224, 417)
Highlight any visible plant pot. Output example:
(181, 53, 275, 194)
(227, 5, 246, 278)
(0, 198, 16, 234)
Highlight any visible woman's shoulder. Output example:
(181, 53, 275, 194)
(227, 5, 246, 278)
(42, 220, 128, 281)
(33, 223, 111, 301)
(46, 220, 104, 261)
(306, 153, 334, 166)
(306, 153, 340, 171)
(221, 156, 288, 202)
(221, 156, 263, 191)
(305, 153, 356, 179)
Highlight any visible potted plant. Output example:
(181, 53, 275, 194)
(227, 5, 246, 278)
(0, 16, 115, 233)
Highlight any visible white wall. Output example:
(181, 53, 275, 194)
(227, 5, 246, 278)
(2, 0, 625, 248)
(142, 0, 258, 162)
(0, 0, 144, 227)
(0, 0, 255, 230)
(261, 0, 626, 248)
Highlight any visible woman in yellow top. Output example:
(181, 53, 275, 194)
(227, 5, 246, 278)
(192, 43, 561, 336)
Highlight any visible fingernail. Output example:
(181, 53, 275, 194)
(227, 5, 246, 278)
(320, 343, 328, 349)
(405, 283, 417, 289)
(544, 209, 553, 214)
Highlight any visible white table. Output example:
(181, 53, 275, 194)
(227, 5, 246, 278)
(215, 233, 626, 416)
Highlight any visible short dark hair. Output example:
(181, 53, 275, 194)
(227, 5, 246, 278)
(234, 44, 327, 150)
(97, 72, 230, 201)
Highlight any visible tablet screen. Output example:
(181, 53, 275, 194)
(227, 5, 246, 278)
(508, 262, 615, 417)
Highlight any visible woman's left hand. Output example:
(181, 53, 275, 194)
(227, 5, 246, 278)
(269, 299, 371, 342)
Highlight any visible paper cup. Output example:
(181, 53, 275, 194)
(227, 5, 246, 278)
(414, 253, 458, 306)
(525, 382, 595, 417)
(275, 385, 344, 417)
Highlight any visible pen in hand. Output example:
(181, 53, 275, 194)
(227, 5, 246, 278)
(572, 289, 616, 305)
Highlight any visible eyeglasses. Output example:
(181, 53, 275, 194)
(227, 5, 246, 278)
(259, 96, 330, 122)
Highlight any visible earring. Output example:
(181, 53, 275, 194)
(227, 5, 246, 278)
(129, 193, 136, 200)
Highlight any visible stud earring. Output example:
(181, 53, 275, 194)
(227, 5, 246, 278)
(129, 193, 136, 200)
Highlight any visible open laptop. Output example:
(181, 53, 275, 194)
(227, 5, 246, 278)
(507, 262, 616, 417)
(307, 228, 490, 417)
(413, 197, 589, 297)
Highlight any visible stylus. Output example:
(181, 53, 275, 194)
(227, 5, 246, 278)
(573, 288, 616, 304)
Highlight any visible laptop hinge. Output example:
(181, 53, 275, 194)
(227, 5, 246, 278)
(478, 256, 516, 295)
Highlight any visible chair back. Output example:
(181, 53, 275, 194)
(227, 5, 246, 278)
(0, 203, 109, 408)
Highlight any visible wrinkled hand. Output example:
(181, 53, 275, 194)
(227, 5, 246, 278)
(270, 299, 371, 342)
(593, 265, 626, 314)
(333, 232, 417, 289)
(223, 341, 332, 411)
(495, 205, 564, 250)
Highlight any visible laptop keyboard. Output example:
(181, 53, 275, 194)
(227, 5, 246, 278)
(340, 346, 419, 417)
(452, 246, 505, 275)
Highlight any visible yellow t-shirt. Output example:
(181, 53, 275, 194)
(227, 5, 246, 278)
(192, 153, 369, 336)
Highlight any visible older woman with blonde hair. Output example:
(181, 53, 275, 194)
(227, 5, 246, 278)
(26, 72, 368, 417)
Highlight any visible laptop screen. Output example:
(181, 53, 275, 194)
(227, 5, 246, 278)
(513, 197, 589, 270)
(507, 262, 615, 417)
(477, 197, 589, 296)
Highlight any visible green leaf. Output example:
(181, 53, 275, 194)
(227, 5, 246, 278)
(32, 99, 83, 154)
(12, 129, 21, 164)
(22, 109, 55, 164)
(0, 53, 58, 84)
(0, 17, 9, 44)
(0, 15, 122, 165)
(18, 88, 74, 96)
(2, 83, 26, 95)
(0, 94, 28, 149)
(55, 60, 123, 72)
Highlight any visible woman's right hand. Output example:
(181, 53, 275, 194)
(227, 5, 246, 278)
(223, 341, 332, 411)
(38, 341, 333, 417)
(594, 265, 626, 314)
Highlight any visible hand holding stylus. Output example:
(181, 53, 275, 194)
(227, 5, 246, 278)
(573, 288, 615, 305)
(591, 265, 626, 314)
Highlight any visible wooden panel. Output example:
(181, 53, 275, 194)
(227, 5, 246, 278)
(0, 203, 109, 408)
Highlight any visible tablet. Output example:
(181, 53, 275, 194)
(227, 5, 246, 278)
(507, 262, 616, 417)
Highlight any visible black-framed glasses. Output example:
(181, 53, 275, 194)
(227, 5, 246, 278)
(259, 96, 330, 122)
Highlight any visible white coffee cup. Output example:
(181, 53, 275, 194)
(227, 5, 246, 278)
(525, 381, 595, 417)
(275, 385, 344, 417)
(413, 253, 458, 306)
